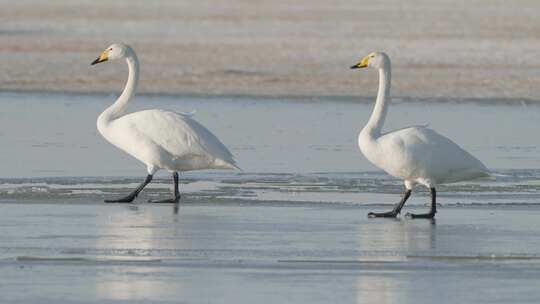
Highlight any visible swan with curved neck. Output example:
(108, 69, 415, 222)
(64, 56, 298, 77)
(351, 52, 489, 219)
(92, 43, 238, 210)
(96, 45, 139, 128)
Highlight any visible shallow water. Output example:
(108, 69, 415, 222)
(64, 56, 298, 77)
(1, 92, 540, 206)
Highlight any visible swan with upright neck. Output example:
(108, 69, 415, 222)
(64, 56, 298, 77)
(91, 43, 238, 209)
(351, 52, 489, 219)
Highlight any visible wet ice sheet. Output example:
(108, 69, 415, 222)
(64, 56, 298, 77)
(1, 92, 540, 178)
(1, 91, 540, 207)
(0, 170, 540, 207)
(1, 92, 540, 303)
(0, 202, 539, 304)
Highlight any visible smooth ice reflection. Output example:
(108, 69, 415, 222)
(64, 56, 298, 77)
(1, 202, 540, 303)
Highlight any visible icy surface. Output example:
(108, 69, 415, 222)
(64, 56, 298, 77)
(1, 92, 540, 206)
(1, 202, 540, 304)
(1, 92, 540, 302)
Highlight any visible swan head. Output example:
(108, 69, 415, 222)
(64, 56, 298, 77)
(91, 43, 133, 65)
(350, 52, 390, 70)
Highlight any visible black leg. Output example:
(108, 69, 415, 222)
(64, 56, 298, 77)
(173, 172, 180, 214)
(149, 172, 181, 204)
(105, 174, 153, 203)
(406, 188, 437, 219)
(368, 189, 412, 218)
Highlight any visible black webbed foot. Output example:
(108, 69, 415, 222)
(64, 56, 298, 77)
(148, 197, 180, 204)
(368, 211, 399, 218)
(105, 196, 136, 203)
(405, 211, 436, 219)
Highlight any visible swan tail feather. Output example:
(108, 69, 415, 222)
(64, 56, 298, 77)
(213, 158, 242, 171)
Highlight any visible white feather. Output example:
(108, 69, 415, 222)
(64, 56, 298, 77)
(356, 52, 489, 189)
(360, 126, 489, 187)
(95, 44, 238, 175)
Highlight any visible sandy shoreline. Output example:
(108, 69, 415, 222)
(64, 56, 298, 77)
(1, 0, 539, 99)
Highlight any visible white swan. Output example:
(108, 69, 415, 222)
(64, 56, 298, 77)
(350, 52, 489, 219)
(91, 43, 238, 208)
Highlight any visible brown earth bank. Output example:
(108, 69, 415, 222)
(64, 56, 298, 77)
(1, 0, 539, 100)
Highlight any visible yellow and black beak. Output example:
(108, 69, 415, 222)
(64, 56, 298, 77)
(350, 55, 370, 69)
(91, 51, 109, 65)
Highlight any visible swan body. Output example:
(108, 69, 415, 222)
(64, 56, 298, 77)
(98, 109, 237, 173)
(359, 125, 489, 188)
(92, 43, 237, 207)
(351, 52, 489, 218)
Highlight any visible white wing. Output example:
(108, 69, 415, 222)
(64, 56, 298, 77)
(110, 109, 238, 171)
(373, 126, 489, 185)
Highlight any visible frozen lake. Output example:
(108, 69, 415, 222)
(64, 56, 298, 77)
(1, 92, 540, 303)
(2, 0, 540, 302)
(0, 92, 539, 206)
(1, 202, 540, 304)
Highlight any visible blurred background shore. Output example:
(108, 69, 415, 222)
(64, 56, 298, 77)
(2, 2, 540, 303)
(1, 0, 539, 99)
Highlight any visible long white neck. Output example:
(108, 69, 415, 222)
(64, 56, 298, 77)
(362, 65, 391, 138)
(98, 52, 139, 127)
